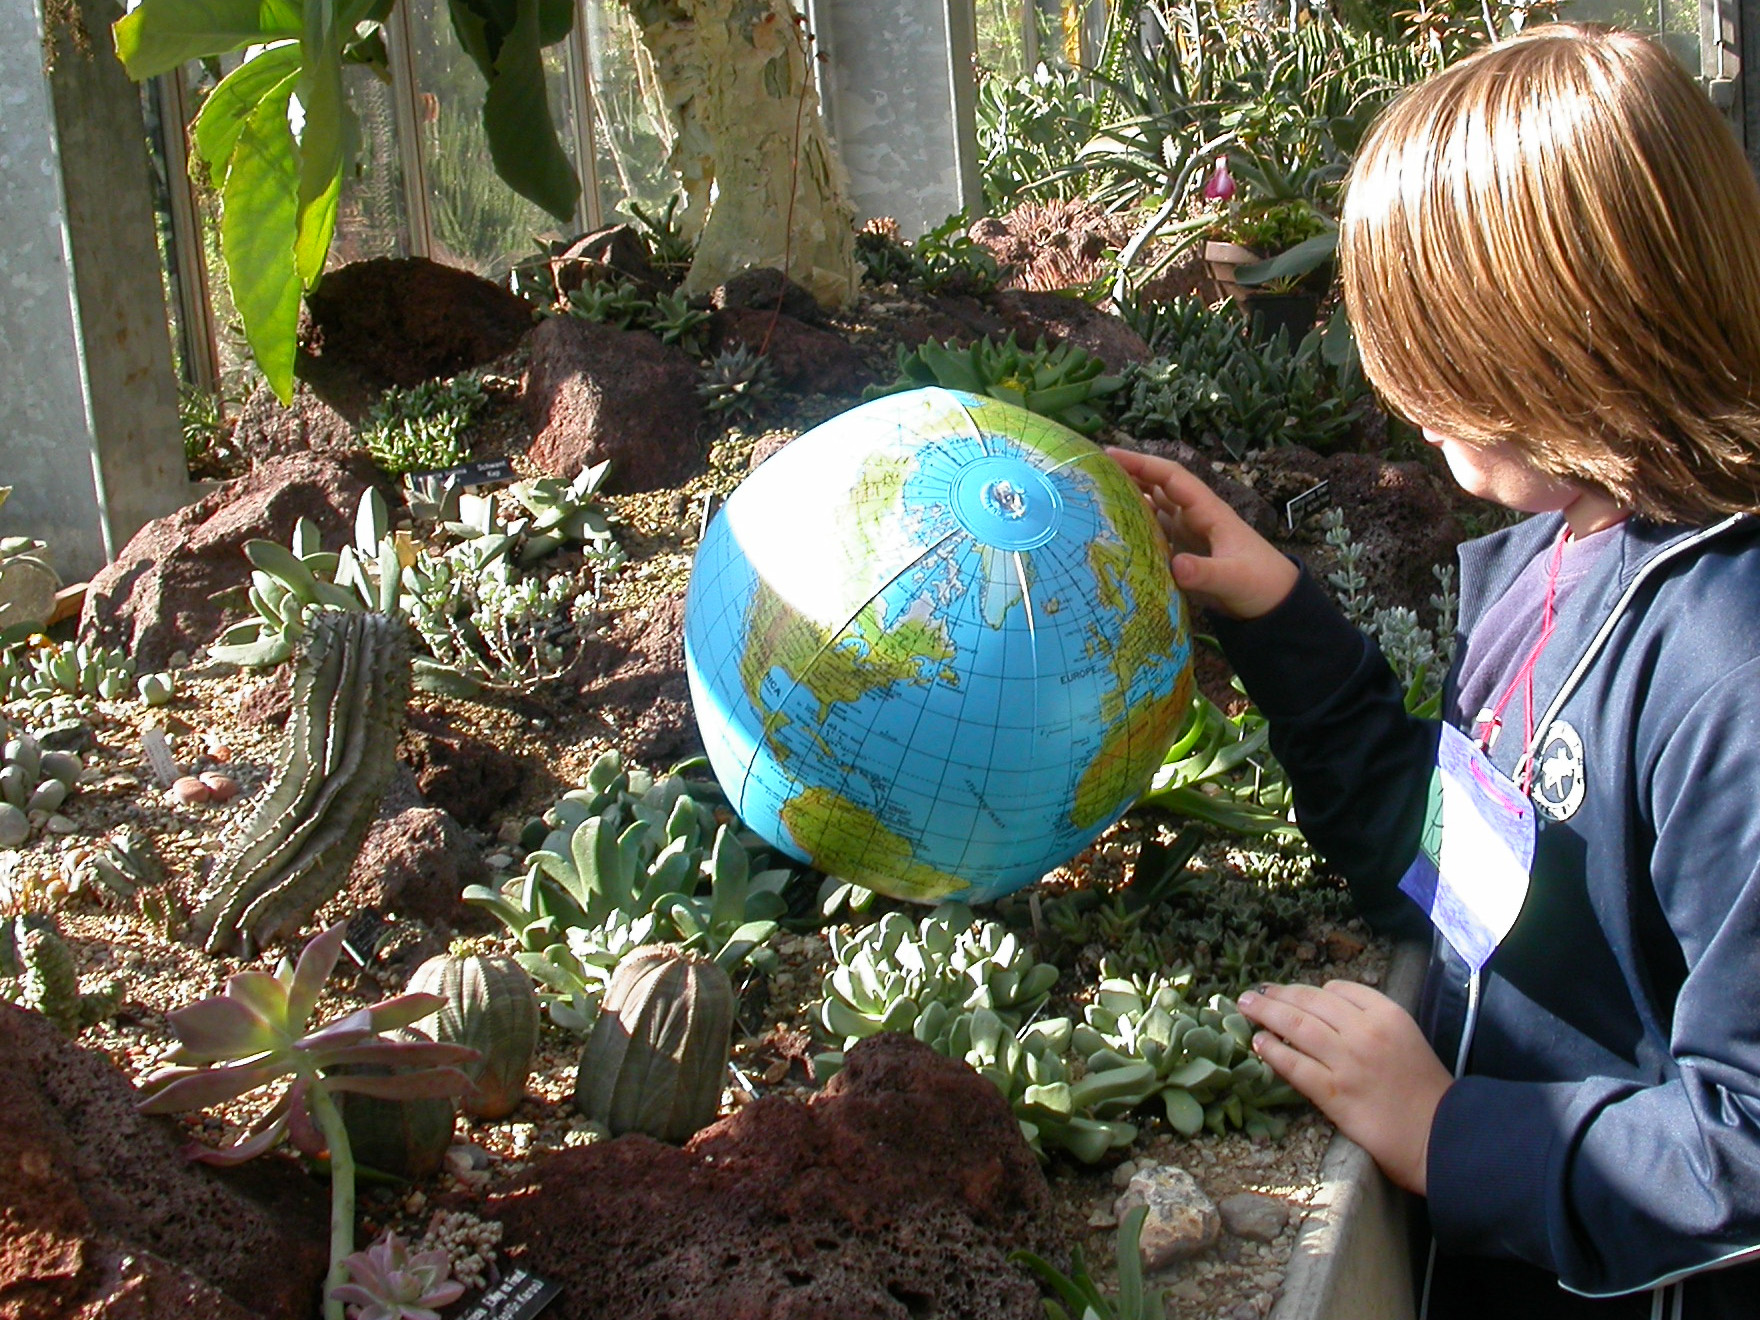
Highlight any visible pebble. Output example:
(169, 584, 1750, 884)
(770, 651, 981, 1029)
(1115, 1164, 1221, 1270)
(485, 852, 514, 870)
(197, 772, 238, 802)
(1219, 1192, 1290, 1243)
(46, 813, 77, 834)
(169, 776, 212, 805)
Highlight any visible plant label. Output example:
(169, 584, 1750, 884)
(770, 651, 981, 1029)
(413, 457, 516, 488)
(452, 1267, 562, 1320)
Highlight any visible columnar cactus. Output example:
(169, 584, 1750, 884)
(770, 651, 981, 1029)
(195, 611, 412, 956)
(407, 949, 540, 1119)
(574, 945, 733, 1143)
(0, 914, 122, 1036)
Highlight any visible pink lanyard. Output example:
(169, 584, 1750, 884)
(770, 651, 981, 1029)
(1479, 528, 1569, 794)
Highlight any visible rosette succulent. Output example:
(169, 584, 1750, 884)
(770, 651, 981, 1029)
(331, 1231, 465, 1320)
(136, 924, 479, 1320)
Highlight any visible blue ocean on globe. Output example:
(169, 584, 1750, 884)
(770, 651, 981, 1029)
(683, 387, 1194, 905)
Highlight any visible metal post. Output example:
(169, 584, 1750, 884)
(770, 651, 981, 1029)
(567, 0, 603, 231)
(1703, 0, 1742, 132)
(384, 0, 433, 259)
(153, 67, 220, 393)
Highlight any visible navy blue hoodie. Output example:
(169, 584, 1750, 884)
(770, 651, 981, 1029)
(1213, 512, 1760, 1318)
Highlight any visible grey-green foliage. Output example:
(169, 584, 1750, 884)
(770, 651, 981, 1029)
(974, 64, 1103, 211)
(0, 640, 136, 706)
(812, 905, 1150, 1164)
(815, 904, 1059, 1044)
(0, 733, 82, 846)
(208, 473, 621, 693)
(1116, 299, 1360, 458)
(867, 334, 1123, 436)
(195, 611, 412, 957)
(698, 345, 777, 423)
(1320, 509, 1458, 716)
(62, 826, 164, 902)
(464, 750, 791, 1031)
(359, 374, 488, 476)
(1073, 972, 1301, 1140)
(0, 914, 122, 1036)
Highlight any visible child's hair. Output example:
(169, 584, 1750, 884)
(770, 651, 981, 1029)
(1339, 24, 1760, 524)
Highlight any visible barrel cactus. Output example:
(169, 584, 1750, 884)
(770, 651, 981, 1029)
(333, 1028, 459, 1180)
(407, 949, 539, 1120)
(574, 945, 733, 1143)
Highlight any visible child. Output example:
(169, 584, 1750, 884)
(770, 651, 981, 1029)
(1112, 25, 1760, 1319)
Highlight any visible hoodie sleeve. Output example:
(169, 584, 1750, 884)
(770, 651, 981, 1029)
(1425, 653, 1760, 1294)
(1209, 568, 1439, 937)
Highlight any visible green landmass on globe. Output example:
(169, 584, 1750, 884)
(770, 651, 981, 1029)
(684, 387, 1195, 905)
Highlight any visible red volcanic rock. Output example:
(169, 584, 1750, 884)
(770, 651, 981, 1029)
(0, 1002, 327, 1319)
(523, 316, 706, 493)
(709, 307, 875, 397)
(401, 709, 526, 829)
(488, 1033, 1064, 1320)
(79, 453, 382, 670)
(573, 591, 701, 770)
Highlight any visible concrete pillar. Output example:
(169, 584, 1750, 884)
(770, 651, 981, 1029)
(0, 0, 189, 584)
(806, 0, 983, 239)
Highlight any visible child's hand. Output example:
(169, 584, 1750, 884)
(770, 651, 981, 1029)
(1237, 981, 1452, 1196)
(1105, 448, 1298, 619)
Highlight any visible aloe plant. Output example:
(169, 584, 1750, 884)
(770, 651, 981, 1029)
(135, 924, 478, 1320)
(1013, 1204, 1165, 1320)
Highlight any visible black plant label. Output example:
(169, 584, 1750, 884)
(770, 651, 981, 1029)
(453, 1267, 562, 1320)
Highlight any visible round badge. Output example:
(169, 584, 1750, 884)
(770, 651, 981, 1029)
(1531, 720, 1587, 820)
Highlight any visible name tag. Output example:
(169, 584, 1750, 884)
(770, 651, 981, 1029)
(1398, 723, 1535, 970)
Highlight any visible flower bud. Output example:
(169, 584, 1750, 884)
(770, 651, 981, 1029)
(1203, 155, 1235, 202)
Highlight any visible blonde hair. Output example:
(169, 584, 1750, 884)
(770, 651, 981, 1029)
(1339, 24, 1760, 524)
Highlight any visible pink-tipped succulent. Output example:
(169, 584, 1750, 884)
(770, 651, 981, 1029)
(331, 1232, 466, 1320)
(136, 923, 479, 1320)
(1202, 154, 1236, 202)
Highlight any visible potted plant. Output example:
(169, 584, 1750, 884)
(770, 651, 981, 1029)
(1197, 157, 1339, 340)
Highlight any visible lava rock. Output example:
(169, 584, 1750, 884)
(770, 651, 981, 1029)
(523, 315, 706, 493)
(709, 307, 875, 397)
(229, 381, 362, 466)
(710, 268, 823, 324)
(989, 290, 1153, 374)
(401, 710, 526, 828)
(300, 256, 535, 394)
(338, 801, 492, 929)
(79, 453, 383, 670)
(573, 591, 701, 770)
(0, 1001, 328, 1319)
(487, 1033, 1065, 1320)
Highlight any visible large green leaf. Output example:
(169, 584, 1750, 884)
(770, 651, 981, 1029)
(295, 0, 349, 289)
(190, 42, 301, 188)
(478, 0, 579, 221)
(112, 0, 302, 79)
(222, 72, 303, 402)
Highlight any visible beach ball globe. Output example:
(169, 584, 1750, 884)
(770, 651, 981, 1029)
(683, 387, 1194, 905)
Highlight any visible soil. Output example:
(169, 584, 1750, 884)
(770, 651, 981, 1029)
(0, 276, 1476, 1319)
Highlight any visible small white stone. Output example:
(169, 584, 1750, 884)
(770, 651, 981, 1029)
(45, 813, 77, 834)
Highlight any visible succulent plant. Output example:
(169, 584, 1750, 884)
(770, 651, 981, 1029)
(1072, 974, 1301, 1140)
(648, 290, 711, 357)
(0, 638, 137, 705)
(697, 344, 777, 422)
(209, 484, 618, 695)
(566, 276, 652, 329)
(330, 1230, 465, 1320)
(0, 913, 122, 1036)
(574, 944, 733, 1143)
(1136, 689, 1298, 840)
(359, 373, 487, 476)
(867, 333, 1123, 435)
(0, 732, 82, 846)
(136, 923, 478, 1320)
(816, 903, 1059, 1047)
(406, 949, 539, 1119)
(467, 753, 790, 1030)
(55, 825, 164, 903)
(195, 611, 412, 957)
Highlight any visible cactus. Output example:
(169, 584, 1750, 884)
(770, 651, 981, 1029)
(407, 950, 540, 1120)
(333, 1027, 460, 1179)
(697, 344, 776, 422)
(574, 945, 733, 1142)
(0, 914, 122, 1036)
(195, 611, 412, 956)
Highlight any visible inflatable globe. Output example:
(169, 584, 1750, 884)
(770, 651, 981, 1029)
(683, 388, 1194, 904)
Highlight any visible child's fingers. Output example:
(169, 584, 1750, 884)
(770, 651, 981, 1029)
(1320, 980, 1397, 1013)
(1248, 1029, 1336, 1106)
(1239, 983, 1354, 1041)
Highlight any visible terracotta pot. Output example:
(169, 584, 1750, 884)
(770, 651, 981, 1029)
(1203, 239, 1264, 304)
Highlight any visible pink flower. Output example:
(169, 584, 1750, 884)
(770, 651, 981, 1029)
(1203, 156, 1235, 202)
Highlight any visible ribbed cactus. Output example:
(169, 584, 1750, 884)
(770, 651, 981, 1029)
(408, 950, 539, 1120)
(334, 1028, 459, 1179)
(574, 946, 733, 1143)
(0, 914, 122, 1036)
(196, 611, 412, 956)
